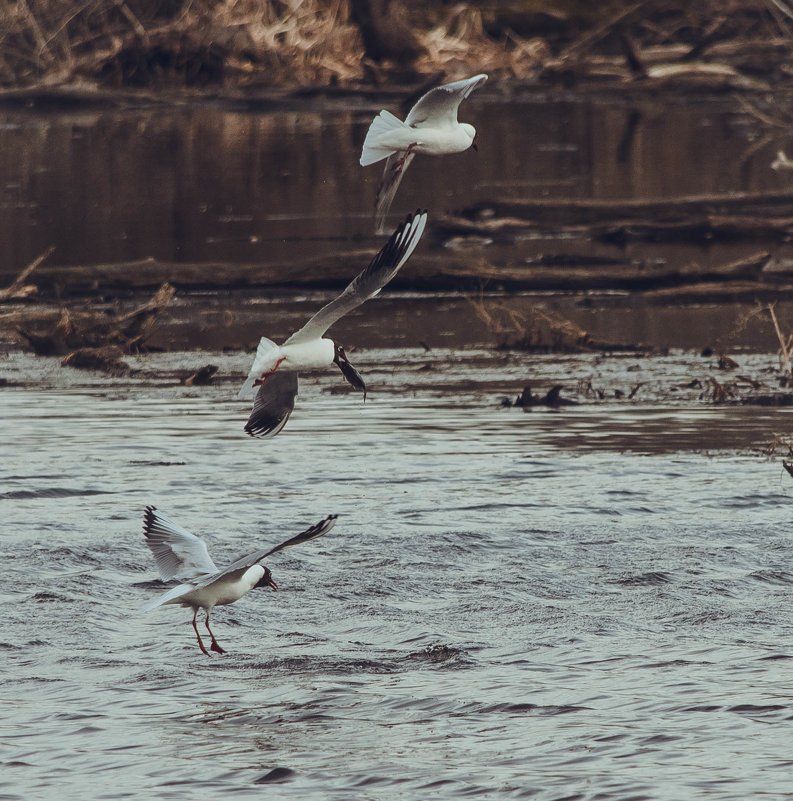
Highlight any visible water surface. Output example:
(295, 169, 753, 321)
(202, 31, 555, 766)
(2, 350, 793, 800)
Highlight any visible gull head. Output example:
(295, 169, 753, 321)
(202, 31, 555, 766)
(255, 566, 278, 591)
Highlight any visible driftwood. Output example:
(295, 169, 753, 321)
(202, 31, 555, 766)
(0, 247, 53, 301)
(15, 282, 174, 356)
(457, 191, 793, 227)
(61, 345, 130, 375)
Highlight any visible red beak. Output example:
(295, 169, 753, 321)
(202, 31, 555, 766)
(268, 577, 278, 591)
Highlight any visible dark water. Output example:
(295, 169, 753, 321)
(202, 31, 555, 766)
(3, 349, 793, 800)
(1, 88, 791, 278)
(3, 90, 793, 799)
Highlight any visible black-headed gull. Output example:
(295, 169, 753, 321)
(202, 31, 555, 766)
(360, 74, 487, 232)
(140, 505, 337, 655)
(238, 209, 428, 438)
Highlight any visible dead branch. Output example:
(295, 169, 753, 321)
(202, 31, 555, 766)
(0, 246, 54, 301)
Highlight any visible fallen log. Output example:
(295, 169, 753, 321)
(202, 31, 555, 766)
(458, 190, 793, 227)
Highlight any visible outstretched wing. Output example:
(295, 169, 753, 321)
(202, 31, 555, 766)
(374, 151, 417, 234)
(405, 74, 487, 127)
(142, 506, 218, 582)
(284, 210, 428, 346)
(244, 370, 299, 438)
(140, 581, 197, 612)
(189, 514, 339, 591)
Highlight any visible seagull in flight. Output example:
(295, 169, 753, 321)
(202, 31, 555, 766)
(360, 74, 487, 232)
(140, 505, 337, 655)
(238, 209, 428, 438)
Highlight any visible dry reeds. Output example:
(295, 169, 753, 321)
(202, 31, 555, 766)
(466, 291, 594, 352)
(0, 0, 552, 89)
(766, 302, 793, 378)
(415, 4, 548, 79)
(0, 0, 368, 88)
(3, 1, 792, 91)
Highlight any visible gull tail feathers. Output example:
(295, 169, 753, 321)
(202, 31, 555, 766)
(360, 110, 406, 166)
(140, 582, 196, 612)
(237, 337, 280, 400)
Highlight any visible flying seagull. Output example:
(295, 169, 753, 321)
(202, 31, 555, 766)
(140, 505, 337, 655)
(360, 74, 487, 232)
(238, 209, 428, 438)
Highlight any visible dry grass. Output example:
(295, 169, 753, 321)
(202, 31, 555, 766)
(0, 0, 366, 87)
(415, 5, 549, 79)
(0, 0, 549, 89)
(466, 291, 593, 351)
(718, 301, 793, 380)
(2, 1, 792, 90)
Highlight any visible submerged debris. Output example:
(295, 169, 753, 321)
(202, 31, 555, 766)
(61, 345, 130, 376)
(184, 365, 219, 386)
(503, 384, 577, 409)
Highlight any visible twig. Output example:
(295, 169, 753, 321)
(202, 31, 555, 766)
(115, 0, 150, 43)
(559, 0, 650, 61)
(768, 0, 793, 23)
(767, 302, 793, 376)
(0, 246, 54, 300)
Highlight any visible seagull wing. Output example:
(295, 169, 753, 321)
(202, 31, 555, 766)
(244, 370, 299, 438)
(284, 210, 428, 346)
(142, 506, 218, 582)
(405, 74, 487, 127)
(139, 582, 198, 612)
(189, 514, 339, 591)
(374, 151, 416, 234)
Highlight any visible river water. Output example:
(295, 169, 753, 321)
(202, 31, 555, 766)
(3, 345, 793, 800)
(3, 88, 793, 799)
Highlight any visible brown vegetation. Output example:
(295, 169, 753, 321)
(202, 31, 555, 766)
(11, 282, 174, 358)
(465, 290, 647, 352)
(2, 1, 793, 92)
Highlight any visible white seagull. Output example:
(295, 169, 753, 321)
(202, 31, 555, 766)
(360, 74, 487, 232)
(238, 209, 428, 438)
(140, 505, 337, 655)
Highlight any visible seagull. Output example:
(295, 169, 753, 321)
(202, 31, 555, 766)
(237, 209, 428, 438)
(360, 74, 487, 232)
(140, 505, 337, 655)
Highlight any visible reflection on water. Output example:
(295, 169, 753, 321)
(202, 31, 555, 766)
(0, 91, 790, 278)
(2, 352, 793, 799)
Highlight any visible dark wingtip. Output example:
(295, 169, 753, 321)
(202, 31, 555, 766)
(142, 505, 157, 537)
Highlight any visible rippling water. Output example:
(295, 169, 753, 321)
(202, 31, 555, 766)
(3, 350, 793, 800)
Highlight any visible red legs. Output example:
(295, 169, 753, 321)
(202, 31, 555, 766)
(191, 608, 211, 656)
(391, 144, 415, 177)
(205, 610, 226, 655)
(253, 357, 286, 387)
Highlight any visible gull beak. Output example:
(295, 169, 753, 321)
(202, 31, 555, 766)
(268, 576, 278, 591)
